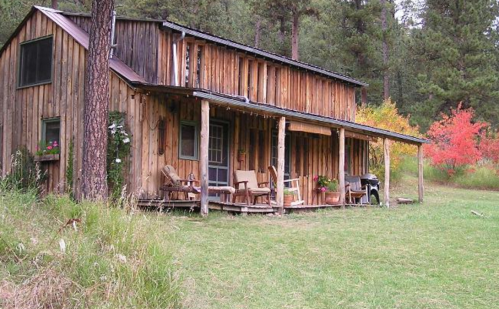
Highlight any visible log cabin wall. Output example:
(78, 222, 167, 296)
(0, 11, 141, 197)
(64, 16, 358, 122)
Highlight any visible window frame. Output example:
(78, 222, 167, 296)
(178, 120, 199, 160)
(17, 35, 54, 89)
(41, 117, 60, 144)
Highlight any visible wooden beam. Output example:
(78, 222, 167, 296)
(384, 138, 390, 207)
(277, 116, 285, 215)
(339, 128, 345, 208)
(200, 100, 210, 216)
(418, 144, 424, 203)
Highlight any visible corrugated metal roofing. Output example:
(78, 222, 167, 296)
(135, 84, 427, 144)
(192, 91, 426, 144)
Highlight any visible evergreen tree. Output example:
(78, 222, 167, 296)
(412, 0, 499, 129)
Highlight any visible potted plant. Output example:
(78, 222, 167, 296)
(315, 175, 340, 205)
(238, 149, 246, 162)
(34, 140, 60, 162)
(324, 179, 340, 205)
(283, 188, 294, 207)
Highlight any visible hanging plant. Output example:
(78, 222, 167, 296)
(107, 111, 131, 203)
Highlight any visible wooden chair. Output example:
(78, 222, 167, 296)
(268, 166, 304, 206)
(345, 175, 368, 205)
(232, 170, 271, 206)
(160, 165, 199, 200)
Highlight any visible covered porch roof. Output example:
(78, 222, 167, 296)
(135, 84, 428, 145)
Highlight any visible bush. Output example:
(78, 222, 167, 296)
(2, 147, 45, 193)
(425, 104, 486, 176)
(357, 99, 421, 181)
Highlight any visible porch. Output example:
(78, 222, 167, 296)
(133, 87, 426, 216)
(136, 198, 352, 215)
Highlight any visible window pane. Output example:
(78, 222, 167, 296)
(21, 43, 37, 86)
(181, 124, 196, 157)
(19, 37, 53, 87)
(45, 121, 60, 144)
(37, 38, 53, 82)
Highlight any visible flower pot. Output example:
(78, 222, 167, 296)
(34, 154, 60, 162)
(283, 195, 294, 207)
(325, 191, 340, 205)
(238, 153, 245, 162)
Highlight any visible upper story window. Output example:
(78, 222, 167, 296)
(18, 36, 53, 88)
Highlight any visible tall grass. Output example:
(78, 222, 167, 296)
(0, 185, 180, 309)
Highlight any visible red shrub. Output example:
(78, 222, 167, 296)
(480, 131, 499, 164)
(425, 104, 487, 175)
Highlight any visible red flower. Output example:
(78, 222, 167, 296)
(47, 146, 53, 150)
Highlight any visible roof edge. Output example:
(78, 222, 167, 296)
(162, 21, 368, 88)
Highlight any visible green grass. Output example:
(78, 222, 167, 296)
(165, 179, 499, 309)
(2, 174, 499, 308)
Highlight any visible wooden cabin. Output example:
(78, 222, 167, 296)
(0, 6, 426, 214)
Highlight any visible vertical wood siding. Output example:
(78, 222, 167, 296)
(66, 16, 359, 121)
(0, 11, 140, 196)
(135, 96, 368, 204)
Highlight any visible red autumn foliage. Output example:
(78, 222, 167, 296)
(479, 130, 499, 164)
(425, 104, 487, 175)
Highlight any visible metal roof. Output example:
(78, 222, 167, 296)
(135, 84, 427, 144)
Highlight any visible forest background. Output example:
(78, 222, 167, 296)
(2, 0, 498, 132)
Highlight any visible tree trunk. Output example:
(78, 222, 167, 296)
(254, 18, 261, 48)
(291, 13, 300, 60)
(81, 0, 114, 201)
(51, 0, 58, 9)
(381, 0, 390, 100)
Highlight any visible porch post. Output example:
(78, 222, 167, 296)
(277, 116, 286, 215)
(384, 138, 390, 207)
(339, 128, 345, 208)
(418, 144, 424, 203)
(200, 100, 210, 217)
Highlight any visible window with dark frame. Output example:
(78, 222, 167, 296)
(42, 118, 60, 144)
(19, 36, 53, 88)
(179, 121, 198, 160)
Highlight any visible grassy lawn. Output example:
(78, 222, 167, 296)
(2, 174, 499, 308)
(167, 176, 499, 309)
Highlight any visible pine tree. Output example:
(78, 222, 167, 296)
(81, 0, 114, 201)
(413, 0, 499, 129)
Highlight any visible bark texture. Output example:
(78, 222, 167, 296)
(81, 0, 114, 201)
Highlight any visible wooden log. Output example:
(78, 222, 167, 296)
(339, 128, 345, 208)
(200, 100, 210, 217)
(276, 116, 285, 215)
(418, 144, 424, 203)
(384, 138, 390, 207)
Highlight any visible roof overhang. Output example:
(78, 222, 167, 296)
(134, 84, 427, 145)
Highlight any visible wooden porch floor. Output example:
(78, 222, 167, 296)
(137, 199, 346, 215)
